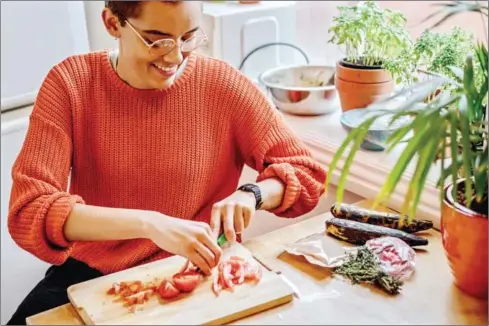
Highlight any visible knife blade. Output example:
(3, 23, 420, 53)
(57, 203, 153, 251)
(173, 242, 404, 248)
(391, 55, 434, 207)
(252, 253, 301, 300)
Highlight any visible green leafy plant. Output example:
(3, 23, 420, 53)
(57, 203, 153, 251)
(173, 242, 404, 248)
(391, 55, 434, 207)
(412, 27, 483, 90)
(328, 1, 413, 81)
(326, 0, 489, 222)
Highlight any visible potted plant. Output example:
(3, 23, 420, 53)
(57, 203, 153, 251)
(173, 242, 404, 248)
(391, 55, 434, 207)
(328, 1, 413, 112)
(410, 27, 482, 101)
(326, 1, 488, 299)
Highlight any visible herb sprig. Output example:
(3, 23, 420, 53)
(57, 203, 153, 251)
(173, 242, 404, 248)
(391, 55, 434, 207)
(333, 247, 403, 295)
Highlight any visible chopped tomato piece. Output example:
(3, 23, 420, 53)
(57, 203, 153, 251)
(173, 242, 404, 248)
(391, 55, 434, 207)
(221, 264, 234, 290)
(123, 296, 138, 307)
(172, 271, 201, 293)
(210, 257, 263, 297)
(157, 280, 181, 299)
(107, 286, 116, 295)
(128, 281, 143, 294)
(143, 281, 158, 291)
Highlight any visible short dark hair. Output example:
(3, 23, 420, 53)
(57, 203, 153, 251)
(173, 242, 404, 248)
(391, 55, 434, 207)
(105, 1, 142, 25)
(105, 1, 180, 26)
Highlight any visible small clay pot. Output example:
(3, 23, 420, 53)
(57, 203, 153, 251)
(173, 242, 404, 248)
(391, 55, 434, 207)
(335, 59, 394, 112)
(442, 180, 488, 299)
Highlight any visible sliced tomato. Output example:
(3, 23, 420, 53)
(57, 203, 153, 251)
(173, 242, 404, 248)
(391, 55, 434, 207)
(123, 296, 138, 307)
(107, 285, 116, 295)
(244, 264, 262, 282)
(172, 271, 201, 293)
(221, 264, 234, 290)
(237, 264, 245, 284)
(158, 280, 180, 299)
(128, 281, 143, 294)
(144, 281, 158, 291)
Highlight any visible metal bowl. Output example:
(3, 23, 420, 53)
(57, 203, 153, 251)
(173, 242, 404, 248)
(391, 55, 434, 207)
(258, 65, 339, 116)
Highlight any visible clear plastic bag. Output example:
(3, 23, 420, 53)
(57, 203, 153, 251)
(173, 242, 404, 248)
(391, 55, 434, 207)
(283, 232, 354, 268)
(284, 233, 416, 280)
(365, 236, 416, 280)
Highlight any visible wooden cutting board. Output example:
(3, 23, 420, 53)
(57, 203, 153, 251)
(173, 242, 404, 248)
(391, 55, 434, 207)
(67, 243, 295, 325)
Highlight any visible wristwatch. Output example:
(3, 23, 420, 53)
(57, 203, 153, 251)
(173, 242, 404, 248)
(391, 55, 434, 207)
(237, 183, 263, 210)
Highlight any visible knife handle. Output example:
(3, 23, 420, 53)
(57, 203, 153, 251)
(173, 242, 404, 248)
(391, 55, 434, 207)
(217, 233, 227, 247)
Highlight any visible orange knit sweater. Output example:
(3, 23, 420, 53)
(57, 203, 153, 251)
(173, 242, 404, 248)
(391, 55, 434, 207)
(8, 50, 327, 275)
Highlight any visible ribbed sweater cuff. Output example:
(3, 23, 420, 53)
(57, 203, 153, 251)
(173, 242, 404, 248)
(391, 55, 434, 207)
(45, 195, 84, 248)
(256, 163, 301, 214)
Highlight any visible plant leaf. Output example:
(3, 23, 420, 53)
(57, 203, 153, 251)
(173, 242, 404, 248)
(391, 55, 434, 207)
(336, 117, 377, 205)
(463, 55, 478, 118)
(325, 115, 374, 192)
(458, 97, 474, 207)
(473, 146, 488, 203)
(438, 125, 448, 203)
(448, 66, 464, 82)
(449, 110, 459, 200)
(372, 117, 431, 210)
(372, 78, 447, 108)
(407, 120, 446, 221)
(325, 129, 357, 192)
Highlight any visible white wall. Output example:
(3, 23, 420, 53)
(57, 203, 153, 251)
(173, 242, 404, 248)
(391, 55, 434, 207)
(0, 1, 90, 111)
(294, 1, 355, 66)
(83, 1, 118, 51)
(1, 113, 50, 325)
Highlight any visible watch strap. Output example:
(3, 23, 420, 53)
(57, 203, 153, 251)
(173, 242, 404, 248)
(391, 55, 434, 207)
(237, 183, 263, 210)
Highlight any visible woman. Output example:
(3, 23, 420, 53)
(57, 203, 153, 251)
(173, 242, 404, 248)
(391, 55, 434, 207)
(6, 1, 326, 324)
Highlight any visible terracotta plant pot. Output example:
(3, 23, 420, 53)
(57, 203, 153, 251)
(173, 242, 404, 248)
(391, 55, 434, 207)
(441, 180, 488, 299)
(334, 59, 395, 112)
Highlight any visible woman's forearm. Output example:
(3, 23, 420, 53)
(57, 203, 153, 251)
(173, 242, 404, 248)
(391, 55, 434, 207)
(64, 204, 157, 242)
(256, 178, 285, 211)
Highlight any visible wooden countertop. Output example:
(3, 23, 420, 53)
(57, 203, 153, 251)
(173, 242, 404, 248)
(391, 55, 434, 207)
(26, 200, 488, 325)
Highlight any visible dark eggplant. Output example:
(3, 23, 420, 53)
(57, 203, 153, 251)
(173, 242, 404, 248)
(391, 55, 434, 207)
(330, 203, 433, 233)
(325, 218, 429, 247)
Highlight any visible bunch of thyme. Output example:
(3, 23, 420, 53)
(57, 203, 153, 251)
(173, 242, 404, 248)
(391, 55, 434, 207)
(332, 246, 403, 295)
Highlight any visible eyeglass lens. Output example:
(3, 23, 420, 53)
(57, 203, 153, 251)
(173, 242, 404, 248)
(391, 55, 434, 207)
(149, 31, 206, 56)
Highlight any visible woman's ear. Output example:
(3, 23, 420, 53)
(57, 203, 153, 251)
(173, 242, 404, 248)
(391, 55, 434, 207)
(101, 8, 121, 39)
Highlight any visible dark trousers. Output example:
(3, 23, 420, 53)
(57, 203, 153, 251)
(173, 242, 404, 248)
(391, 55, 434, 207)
(7, 258, 103, 325)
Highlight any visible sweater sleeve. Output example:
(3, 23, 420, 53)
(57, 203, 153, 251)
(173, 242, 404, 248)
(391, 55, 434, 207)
(230, 71, 327, 218)
(7, 66, 84, 265)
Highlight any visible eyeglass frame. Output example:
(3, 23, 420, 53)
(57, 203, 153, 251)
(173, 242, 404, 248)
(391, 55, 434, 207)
(124, 19, 208, 56)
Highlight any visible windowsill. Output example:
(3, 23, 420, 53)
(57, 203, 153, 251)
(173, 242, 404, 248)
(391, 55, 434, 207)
(280, 107, 443, 230)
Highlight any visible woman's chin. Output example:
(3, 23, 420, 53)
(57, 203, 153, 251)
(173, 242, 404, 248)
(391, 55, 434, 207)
(149, 71, 177, 90)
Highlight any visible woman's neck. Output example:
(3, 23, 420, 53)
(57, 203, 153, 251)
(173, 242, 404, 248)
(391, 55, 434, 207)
(108, 48, 188, 89)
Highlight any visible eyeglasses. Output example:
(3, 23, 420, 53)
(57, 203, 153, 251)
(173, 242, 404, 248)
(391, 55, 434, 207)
(125, 20, 207, 56)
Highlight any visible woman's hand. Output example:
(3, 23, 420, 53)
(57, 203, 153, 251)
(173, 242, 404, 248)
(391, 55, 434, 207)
(145, 215, 222, 276)
(210, 190, 257, 243)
